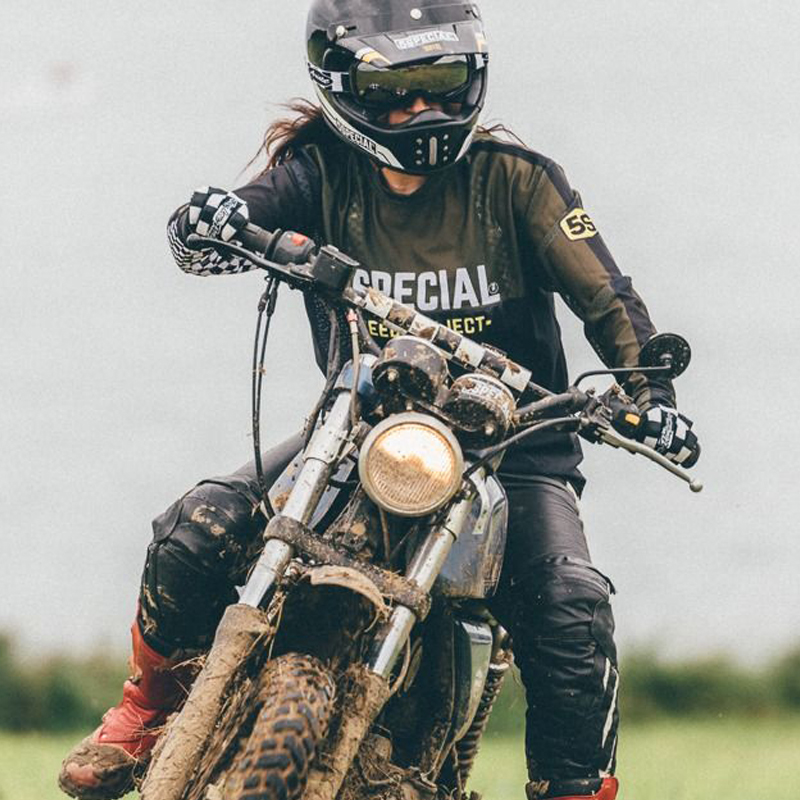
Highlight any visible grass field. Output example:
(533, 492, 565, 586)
(3, 718, 799, 800)
(469, 717, 800, 799)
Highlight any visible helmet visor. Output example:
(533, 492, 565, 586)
(352, 56, 471, 109)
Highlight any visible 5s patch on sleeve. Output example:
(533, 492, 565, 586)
(560, 208, 598, 241)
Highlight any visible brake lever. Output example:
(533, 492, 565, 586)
(598, 427, 704, 493)
(185, 233, 315, 290)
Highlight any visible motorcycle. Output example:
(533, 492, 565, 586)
(139, 225, 702, 800)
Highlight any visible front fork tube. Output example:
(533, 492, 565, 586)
(367, 493, 474, 679)
(239, 391, 353, 609)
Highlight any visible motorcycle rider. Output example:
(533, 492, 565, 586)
(59, 2, 700, 799)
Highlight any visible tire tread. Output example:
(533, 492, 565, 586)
(234, 654, 335, 800)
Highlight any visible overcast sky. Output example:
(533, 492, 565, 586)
(2, 1, 799, 662)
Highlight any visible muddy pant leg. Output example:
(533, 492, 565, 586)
(490, 477, 619, 793)
(138, 434, 302, 655)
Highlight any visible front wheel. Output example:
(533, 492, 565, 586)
(224, 653, 336, 800)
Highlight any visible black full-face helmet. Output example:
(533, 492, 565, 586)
(306, 0, 489, 174)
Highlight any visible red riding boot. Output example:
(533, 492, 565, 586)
(58, 621, 191, 800)
(525, 776, 619, 800)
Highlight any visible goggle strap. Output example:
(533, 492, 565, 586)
(307, 62, 349, 93)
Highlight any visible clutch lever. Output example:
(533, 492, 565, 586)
(598, 427, 704, 493)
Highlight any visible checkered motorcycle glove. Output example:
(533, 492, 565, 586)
(188, 186, 250, 242)
(635, 406, 701, 468)
(167, 187, 254, 276)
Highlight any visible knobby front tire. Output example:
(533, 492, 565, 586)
(231, 652, 336, 800)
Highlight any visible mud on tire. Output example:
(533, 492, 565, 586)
(227, 653, 336, 800)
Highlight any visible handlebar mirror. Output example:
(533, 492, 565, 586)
(639, 333, 692, 379)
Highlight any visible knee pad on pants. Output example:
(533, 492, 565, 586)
(515, 556, 616, 658)
(139, 480, 264, 653)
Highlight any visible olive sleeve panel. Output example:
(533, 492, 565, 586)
(518, 159, 675, 409)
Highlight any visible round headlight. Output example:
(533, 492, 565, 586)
(358, 413, 464, 517)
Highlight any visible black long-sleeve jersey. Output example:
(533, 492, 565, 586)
(168, 133, 674, 490)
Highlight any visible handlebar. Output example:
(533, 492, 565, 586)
(186, 224, 703, 493)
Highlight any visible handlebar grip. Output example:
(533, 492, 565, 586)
(238, 225, 316, 266)
(238, 224, 281, 257)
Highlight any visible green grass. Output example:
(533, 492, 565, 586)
(470, 716, 800, 800)
(3, 718, 800, 800)
(0, 733, 135, 800)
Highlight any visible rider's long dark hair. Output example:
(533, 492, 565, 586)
(248, 99, 337, 173)
(248, 98, 526, 174)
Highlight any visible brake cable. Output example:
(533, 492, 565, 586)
(252, 275, 279, 519)
(346, 310, 362, 431)
(463, 416, 580, 479)
(303, 307, 343, 449)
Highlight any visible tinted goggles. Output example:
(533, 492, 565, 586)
(352, 55, 472, 109)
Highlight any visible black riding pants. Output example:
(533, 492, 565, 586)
(138, 437, 619, 783)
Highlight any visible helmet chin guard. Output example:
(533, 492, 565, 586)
(306, 0, 488, 174)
